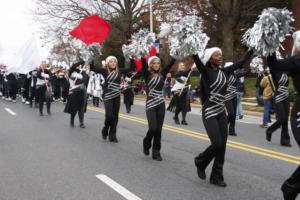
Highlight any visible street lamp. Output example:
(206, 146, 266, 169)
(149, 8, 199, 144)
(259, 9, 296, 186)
(149, 0, 153, 33)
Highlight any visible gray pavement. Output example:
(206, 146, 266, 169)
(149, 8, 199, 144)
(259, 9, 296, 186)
(0, 98, 299, 200)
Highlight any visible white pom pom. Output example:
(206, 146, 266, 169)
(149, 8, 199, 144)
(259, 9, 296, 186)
(250, 56, 264, 73)
(122, 29, 155, 60)
(158, 23, 172, 39)
(168, 16, 209, 59)
(242, 8, 294, 56)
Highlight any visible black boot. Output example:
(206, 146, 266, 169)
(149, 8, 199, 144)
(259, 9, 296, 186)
(194, 158, 206, 180)
(39, 102, 44, 116)
(181, 120, 188, 125)
(101, 126, 109, 140)
(173, 116, 180, 124)
(47, 103, 51, 115)
(143, 139, 150, 156)
(152, 149, 162, 161)
(281, 181, 298, 200)
(266, 129, 272, 142)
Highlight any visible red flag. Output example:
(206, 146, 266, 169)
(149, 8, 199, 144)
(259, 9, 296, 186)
(134, 59, 143, 72)
(134, 47, 157, 72)
(70, 15, 111, 45)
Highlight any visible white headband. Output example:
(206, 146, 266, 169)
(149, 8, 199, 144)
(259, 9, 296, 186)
(224, 62, 233, 68)
(105, 56, 118, 65)
(148, 56, 160, 66)
(201, 47, 222, 65)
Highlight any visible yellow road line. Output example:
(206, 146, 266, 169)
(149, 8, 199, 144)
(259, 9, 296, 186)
(88, 106, 300, 165)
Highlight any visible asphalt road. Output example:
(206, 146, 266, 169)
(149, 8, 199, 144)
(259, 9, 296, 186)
(0, 98, 299, 200)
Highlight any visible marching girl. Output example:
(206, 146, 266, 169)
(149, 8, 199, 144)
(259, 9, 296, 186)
(122, 71, 136, 113)
(91, 56, 134, 143)
(167, 61, 192, 125)
(192, 48, 252, 187)
(64, 61, 88, 128)
(141, 56, 175, 161)
(36, 63, 52, 116)
(265, 60, 291, 147)
(267, 31, 300, 200)
(224, 61, 251, 136)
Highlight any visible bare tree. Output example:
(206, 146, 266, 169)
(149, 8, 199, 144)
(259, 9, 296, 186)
(152, 0, 291, 61)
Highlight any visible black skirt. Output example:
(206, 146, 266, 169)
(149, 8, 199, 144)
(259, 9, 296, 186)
(167, 91, 191, 112)
(123, 88, 134, 105)
(64, 87, 87, 113)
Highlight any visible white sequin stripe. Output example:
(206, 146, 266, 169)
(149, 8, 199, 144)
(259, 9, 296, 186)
(205, 71, 226, 119)
(297, 112, 300, 128)
(225, 75, 237, 101)
(104, 71, 121, 101)
(275, 73, 289, 103)
(146, 76, 164, 110)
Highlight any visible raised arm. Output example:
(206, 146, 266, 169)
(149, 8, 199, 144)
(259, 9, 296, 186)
(119, 60, 136, 74)
(235, 68, 250, 78)
(161, 58, 176, 78)
(89, 61, 107, 76)
(192, 54, 206, 73)
(223, 50, 253, 73)
(68, 61, 85, 77)
(267, 53, 297, 72)
(141, 58, 149, 81)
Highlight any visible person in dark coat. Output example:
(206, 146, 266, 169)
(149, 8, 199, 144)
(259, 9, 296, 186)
(267, 30, 300, 199)
(64, 61, 88, 128)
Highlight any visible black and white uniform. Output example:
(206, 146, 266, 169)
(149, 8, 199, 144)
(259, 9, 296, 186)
(167, 69, 191, 124)
(266, 64, 290, 146)
(28, 70, 38, 107)
(267, 54, 300, 199)
(36, 68, 52, 115)
(123, 73, 135, 113)
(193, 51, 252, 183)
(64, 62, 88, 127)
(92, 64, 133, 142)
(224, 66, 250, 135)
(6, 73, 18, 101)
(141, 58, 175, 159)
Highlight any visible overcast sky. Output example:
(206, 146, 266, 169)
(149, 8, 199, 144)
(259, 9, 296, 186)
(0, 0, 48, 59)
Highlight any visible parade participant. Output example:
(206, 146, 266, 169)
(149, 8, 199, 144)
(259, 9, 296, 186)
(6, 73, 18, 103)
(163, 73, 172, 98)
(167, 61, 193, 125)
(260, 68, 275, 128)
(36, 63, 52, 116)
(235, 68, 248, 119)
(64, 61, 88, 128)
(267, 30, 300, 200)
(52, 67, 61, 101)
(122, 72, 135, 113)
(28, 69, 38, 108)
(141, 56, 175, 161)
(224, 62, 250, 136)
(266, 60, 291, 147)
(193, 48, 253, 187)
(91, 56, 134, 143)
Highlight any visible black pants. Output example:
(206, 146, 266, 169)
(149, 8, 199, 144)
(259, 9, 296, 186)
(9, 84, 18, 100)
(144, 103, 165, 156)
(70, 107, 84, 125)
(29, 87, 37, 107)
(93, 97, 99, 107)
(282, 97, 300, 199)
(225, 97, 237, 134)
(195, 108, 228, 181)
(36, 85, 51, 114)
(267, 99, 290, 145)
(103, 96, 120, 140)
(174, 94, 188, 122)
(125, 101, 133, 113)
